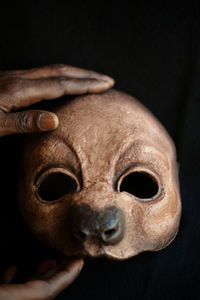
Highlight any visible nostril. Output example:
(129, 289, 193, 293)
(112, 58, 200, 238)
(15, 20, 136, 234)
(101, 222, 123, 245)
(104, 228, 118, 239)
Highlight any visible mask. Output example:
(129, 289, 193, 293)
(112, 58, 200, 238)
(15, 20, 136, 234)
(18, 89, 181, 260)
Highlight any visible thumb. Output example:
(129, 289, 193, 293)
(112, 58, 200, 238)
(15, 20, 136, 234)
(0, 110, 59, 136)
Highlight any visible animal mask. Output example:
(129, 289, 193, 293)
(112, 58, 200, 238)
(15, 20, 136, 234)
(18, 89, 181, 260)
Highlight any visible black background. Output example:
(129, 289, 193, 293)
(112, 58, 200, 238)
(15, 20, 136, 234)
(0, 1, 199, 299)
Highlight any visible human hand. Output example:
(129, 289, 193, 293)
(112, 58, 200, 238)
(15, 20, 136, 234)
(0, 258, 84, 299)
(0, 64, 114, 136)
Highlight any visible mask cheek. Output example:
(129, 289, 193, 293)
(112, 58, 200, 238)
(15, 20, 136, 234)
(18, 188, 68, 250)
(104, 194, 150, 259)
(142, 189, 181, 251)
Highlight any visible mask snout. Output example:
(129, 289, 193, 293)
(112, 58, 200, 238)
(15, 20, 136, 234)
(68, 204, 125, 246)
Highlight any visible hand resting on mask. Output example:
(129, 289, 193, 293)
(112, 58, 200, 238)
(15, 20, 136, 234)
(0, 64, 114, 136)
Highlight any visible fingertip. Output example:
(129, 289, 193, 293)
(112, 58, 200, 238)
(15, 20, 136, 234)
(102, 75, 115, 87)
(63, 258, 84, 274)
(73, 259, 84, 273)
(87, 78, 115, 93)
(46, 259, 84, 295)
(37, 112, 59, 131)
(110, 77, 115, 87)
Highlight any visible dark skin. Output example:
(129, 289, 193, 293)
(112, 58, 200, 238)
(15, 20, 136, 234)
(0, 64, 114, 299)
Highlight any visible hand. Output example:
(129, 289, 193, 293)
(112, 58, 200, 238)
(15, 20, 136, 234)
(0, 258, 84, 299)
(0, 64, 114, 136)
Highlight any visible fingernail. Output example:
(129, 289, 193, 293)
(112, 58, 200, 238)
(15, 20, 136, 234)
(102, 75, 115, 85)
(37, 112, 59, 131)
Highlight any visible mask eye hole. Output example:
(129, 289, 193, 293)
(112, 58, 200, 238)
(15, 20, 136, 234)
(37, 172, 78, 201)
(119, 171, 159, 199)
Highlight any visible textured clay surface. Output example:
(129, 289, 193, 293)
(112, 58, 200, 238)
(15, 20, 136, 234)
(18, 89, 181, 260)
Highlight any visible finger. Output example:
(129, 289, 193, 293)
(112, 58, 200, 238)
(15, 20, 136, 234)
(0, 266, 17, 284)
(23, 259, 83, 299)
(0, 77, 114, 112)
(6, 64, 114, 83)
(0, 110, 59, 136)
(31, 258, 82, 281)
(0, 259, 84, 300)
(45, 258, 84, 298)
(29, 260, 57, 281)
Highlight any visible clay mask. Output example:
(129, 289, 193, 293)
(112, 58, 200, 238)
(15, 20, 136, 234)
(18, 89, 181, 260)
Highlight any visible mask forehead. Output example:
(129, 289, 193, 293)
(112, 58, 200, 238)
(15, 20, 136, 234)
(45, 90, 175, 184)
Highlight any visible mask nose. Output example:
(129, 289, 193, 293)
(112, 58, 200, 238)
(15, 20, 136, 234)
(68, 204, 125, 245)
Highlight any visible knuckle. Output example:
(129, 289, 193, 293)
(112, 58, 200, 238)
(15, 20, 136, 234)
(58, 65, 69, 74)
(2, 77, 23, 95)
(50, 64, 68, 73)
(52, 77, 68, 91)
(0, 112, 8, 128)
(53, 63, 66, 69)
(59, 79, 71, 93)
(15, 112, 30, 133)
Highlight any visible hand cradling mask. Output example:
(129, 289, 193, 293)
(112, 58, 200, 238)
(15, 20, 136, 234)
(18, 89, 181, 260)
